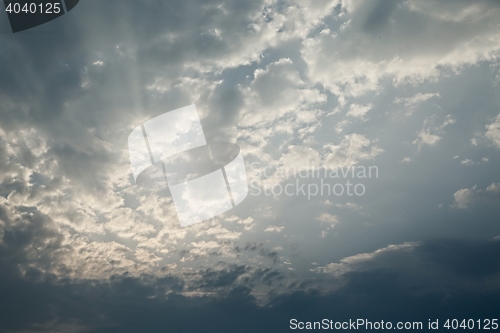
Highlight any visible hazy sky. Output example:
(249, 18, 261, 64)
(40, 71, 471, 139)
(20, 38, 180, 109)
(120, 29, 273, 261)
(0, 0, 500, 332)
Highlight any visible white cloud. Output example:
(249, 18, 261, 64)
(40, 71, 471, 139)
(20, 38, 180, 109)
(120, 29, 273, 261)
(311, 242, 418, 276)
(317, 213, 339, 225)
(264, 225, 284, 232)
(414, 130, 442, 147)
(324, 133, 383, 168)
(453, 183, 500, 209)
(317, 213, 339, 237)
(301, 0, 500, 104)
(413, 115, 455, 148)
(346, 103, 373, 119)
(486, 114, 500, 148)
(395, 93, 440, 108)
(335, 202, 361, 211)
(453, 186, 477, 209)
(239, 58, 326, 129)
(394, 92, 439, 116)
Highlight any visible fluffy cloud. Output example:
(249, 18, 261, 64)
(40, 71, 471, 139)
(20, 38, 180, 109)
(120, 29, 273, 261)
(301, 0, 500, 103)
(346, 103, 373, 119)
(453, 183, 500, 209)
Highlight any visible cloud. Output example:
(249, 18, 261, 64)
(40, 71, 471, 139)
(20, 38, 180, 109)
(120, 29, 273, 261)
(239, 58, 326, 129)
(453, 183, 500, 209)
(395, 93, 440, 109)
(2, 239, 499, 332)
(316, 213, 339, 237)
(2, 0, 500, 331)
(324, 133, 383, 167)
(316, 213, 339, 225)
(301, 0, 500, 103)
(264, 225, 284, 232)
(414, 130, 442, 146)
(313, 238, 500, 291)
(335, 202, 362, 211)
(412, 114, 455, 148)
(453, 187, 477, 209)
(486, 114, 500, 148)
(312, 242, 417, 276)
(394, 92, 440, 116)
(346, 103, 373, 119)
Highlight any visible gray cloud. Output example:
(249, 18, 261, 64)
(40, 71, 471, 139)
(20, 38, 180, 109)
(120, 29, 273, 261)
(0, 238, 499, 332)
(1, 0, 500, 331)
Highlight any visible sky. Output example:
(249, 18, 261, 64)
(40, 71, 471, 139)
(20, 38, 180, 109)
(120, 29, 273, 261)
(0, 0, 500, 332)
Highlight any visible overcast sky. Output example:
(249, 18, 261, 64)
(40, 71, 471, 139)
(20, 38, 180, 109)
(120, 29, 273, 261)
(1, 0, 500, 332)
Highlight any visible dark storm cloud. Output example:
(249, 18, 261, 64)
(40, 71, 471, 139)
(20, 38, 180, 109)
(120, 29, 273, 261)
(0, 238, 499, 332)
(416, 239, 500, 278)
(193, 263, 247, 288)
(254, 267, 284, 285)
(0, 208, 60, 266)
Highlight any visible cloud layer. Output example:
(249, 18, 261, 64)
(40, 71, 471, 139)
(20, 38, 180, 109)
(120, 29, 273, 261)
(1, 0, 500, 331)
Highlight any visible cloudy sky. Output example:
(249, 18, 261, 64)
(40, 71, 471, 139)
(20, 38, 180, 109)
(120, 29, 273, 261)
(1, 0, 500, 332)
